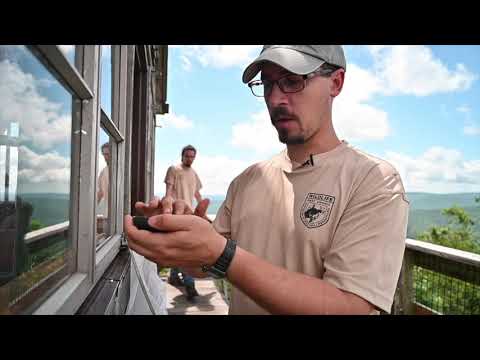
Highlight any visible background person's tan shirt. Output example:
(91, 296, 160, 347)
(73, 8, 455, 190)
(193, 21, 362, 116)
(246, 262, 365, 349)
(213, 141, 409, 314)
(164, 164, 202, 208)
(97, 166, 109, 217)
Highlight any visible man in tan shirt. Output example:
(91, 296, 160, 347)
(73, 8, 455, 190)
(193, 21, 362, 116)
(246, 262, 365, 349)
(163, 145, 203, 301)
(97, 142, 110, 215)
(126, 45, 409, 315)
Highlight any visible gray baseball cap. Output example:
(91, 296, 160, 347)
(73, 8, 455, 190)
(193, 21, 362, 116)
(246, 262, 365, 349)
(242, 45, 346, 83)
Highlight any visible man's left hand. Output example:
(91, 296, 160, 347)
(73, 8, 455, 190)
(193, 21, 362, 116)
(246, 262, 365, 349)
(124, 213, 226, 270)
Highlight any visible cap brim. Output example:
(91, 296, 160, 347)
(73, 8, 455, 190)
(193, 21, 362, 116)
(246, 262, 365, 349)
(242, 47, 325, 83)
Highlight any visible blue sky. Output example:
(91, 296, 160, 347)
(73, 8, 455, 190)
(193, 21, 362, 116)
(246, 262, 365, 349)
(154, 45, 480, 196)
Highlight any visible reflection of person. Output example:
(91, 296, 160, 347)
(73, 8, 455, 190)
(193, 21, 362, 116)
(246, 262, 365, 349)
(164, 145, 203, 301)
(97, 142, 110, 217)
(126, 45, 409, 315)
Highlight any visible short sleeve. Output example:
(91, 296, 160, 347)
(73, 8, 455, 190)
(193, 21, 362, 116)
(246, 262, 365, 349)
(164, 166, 175, 185)
(212, 181, 234, 239)
(195, 171, 203, 192)
(322, 162, 409, 313)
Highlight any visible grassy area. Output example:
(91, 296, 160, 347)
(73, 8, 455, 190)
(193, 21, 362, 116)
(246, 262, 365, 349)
(158, 267, 170, 276)
(214, 279, 232, 303)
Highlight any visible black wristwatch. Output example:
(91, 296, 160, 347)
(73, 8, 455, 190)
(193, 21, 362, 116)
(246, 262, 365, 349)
(201, 239, 237, 279)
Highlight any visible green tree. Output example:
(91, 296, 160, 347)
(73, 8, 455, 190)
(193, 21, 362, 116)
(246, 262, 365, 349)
(414, 197, 480, 314)
(418, 205, 480, 254)
(28, 219, 45, 232)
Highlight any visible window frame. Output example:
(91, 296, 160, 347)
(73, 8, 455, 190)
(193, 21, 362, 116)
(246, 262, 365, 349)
(23, 44, 160, 314)
(31, 45, 133, 314)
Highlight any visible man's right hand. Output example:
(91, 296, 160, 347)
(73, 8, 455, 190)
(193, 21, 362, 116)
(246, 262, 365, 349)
(135, 196, 169, 217)
(135, 196, 211, 221)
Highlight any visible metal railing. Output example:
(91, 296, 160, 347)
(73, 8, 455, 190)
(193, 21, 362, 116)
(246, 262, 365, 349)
(24, 221, 69, 245)
(393, 238, 480, 315)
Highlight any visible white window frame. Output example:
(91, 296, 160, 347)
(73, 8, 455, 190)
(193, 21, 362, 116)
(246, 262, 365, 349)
(32, 45, 134, 314)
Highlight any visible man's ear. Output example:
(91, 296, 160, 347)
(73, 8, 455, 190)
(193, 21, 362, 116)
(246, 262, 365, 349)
(330, 69, 345, 98)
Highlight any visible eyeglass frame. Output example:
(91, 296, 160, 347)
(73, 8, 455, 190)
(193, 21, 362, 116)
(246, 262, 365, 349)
(247, 63, 341, 98)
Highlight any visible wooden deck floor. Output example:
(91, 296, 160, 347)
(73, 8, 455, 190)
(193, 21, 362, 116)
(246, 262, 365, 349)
(161, 276, 229, 315)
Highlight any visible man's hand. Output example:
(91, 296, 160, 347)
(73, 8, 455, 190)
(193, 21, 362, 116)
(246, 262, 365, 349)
(124, 213, 226, 271)
(135, 195, 183, 216)
(135, 196, 211, 221)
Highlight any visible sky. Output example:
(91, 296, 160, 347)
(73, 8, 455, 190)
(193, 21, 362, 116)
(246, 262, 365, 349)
(154, 45, 480, 196)
(1, 45, 479, 199)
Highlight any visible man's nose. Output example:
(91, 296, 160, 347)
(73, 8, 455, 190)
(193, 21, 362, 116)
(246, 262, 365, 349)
(266, 82, 288, 108)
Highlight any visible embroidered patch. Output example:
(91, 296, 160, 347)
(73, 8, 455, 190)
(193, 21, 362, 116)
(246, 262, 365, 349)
(300, 193, 335, 228)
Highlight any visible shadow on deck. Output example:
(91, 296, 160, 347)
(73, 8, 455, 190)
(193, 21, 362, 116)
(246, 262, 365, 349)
(161, 276, 229, 315)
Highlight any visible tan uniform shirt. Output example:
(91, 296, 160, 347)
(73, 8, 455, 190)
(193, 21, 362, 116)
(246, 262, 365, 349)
(213, 141, 409, 314)
(164, 164, 202, 208)
(97, 166, 109, 217)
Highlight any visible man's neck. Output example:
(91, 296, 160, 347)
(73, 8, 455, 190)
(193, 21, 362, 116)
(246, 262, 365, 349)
(286, 130, 341, 164)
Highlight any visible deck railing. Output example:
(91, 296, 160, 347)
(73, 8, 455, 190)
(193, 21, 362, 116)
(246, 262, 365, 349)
(392, 238, 480, 315)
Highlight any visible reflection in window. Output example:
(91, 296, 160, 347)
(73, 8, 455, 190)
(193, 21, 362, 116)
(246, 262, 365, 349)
(96, 127, 113, 248)
(100, 46, 112, 119)
(0, 46, 73, 314)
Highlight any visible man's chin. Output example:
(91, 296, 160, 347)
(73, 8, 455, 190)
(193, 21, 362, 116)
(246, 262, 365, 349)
(278, 132, 305, 145)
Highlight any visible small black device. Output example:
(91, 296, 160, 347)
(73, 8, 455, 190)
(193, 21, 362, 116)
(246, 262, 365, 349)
(132, 216, 163, 233)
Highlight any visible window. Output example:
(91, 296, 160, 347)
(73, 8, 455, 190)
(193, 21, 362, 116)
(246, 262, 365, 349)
(0, 45, 75, 314)
(96, 127, 113, 246)
(100, 46, 113, 120)
(0, 45, 163, 314)
(95, 46, 124, 251)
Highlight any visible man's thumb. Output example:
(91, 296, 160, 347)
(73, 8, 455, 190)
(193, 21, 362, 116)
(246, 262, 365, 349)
(194, 198, 210, 218)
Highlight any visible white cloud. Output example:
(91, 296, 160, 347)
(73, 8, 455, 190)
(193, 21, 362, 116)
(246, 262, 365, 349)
(457, 105, 471, 113)
(157, 112, 194, 129)
(0, 59, 71, 150)
(334, 100, 390, 141)
(367, 45, 477, 96)
(175, 45, 262, 70)
(193, 155, 251, 195)
(385, 146, 480, 193)
(231, 110, 284, 154)
(17, 146, 70, 184)
(464, 124, 480, 136)
(334, 63, 390, 141)
(181, 55, 192, 72)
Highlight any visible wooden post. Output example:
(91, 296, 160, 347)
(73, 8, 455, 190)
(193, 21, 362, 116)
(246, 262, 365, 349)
(395, 248, 415, 314)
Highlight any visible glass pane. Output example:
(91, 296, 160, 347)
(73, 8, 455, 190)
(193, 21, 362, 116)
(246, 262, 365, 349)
(0, 45, 74, 314)
(100, 45, 112, 120)
(96, 128, 113, 248)
(57, 45, 76, 68)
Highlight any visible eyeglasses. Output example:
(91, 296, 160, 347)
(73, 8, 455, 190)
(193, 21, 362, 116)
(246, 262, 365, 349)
(247, 66, 338, 98)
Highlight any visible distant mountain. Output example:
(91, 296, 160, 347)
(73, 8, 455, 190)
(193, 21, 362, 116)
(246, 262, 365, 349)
(18, 193, 69, 227)
(405, 193, 480, 239)
(406, 192, 479, 211)
(407, 206, 480, 239)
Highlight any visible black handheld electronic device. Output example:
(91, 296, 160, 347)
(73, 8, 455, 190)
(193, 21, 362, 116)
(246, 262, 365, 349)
(132, 216, 164, 233)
